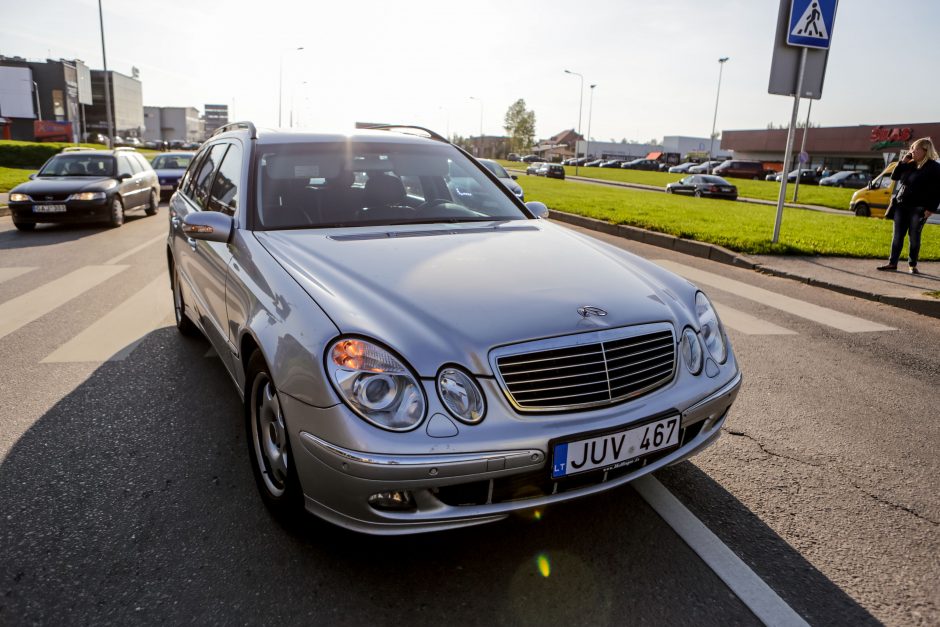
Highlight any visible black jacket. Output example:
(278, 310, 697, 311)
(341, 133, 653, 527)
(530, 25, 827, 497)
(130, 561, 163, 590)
(891, 159, 940, 211)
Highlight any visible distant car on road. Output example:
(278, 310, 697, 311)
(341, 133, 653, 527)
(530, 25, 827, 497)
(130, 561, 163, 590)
(689, 160, 724, 174)
(665, 174, 738, 200)
(819, 170, 871, 188)
(151, 151, 196, 201)
(521, 154, 542, 163)
(479, 158, 524, 201)
(525, 162, 544, 175)
(621, 159, 660, 171)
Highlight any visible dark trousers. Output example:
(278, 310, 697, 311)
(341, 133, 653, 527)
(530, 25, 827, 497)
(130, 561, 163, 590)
(889, 205, 928, 267)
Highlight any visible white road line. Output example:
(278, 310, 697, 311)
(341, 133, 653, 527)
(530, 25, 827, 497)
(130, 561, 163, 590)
(0, 265, 128, 342)
(634, 475, 809, 627)
(42, 274, 173, 363)
(654, 259, 896, 333)
(0, 267, 36, 285)
(713, 300, 796, 336)
(103, 233, 166, 265)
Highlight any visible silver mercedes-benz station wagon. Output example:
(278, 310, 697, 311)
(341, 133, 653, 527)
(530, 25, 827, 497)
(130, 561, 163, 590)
(167, 122, 741, 535)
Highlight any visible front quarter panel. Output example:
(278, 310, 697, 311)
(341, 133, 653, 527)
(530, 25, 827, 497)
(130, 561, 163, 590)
(226, 230, 341, 407)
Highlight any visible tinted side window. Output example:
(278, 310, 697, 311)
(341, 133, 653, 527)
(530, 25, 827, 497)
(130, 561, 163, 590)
(193, 144, 229, 210)
(133, 153, 153, 172)
(116, 155, 134, 177)
(208, 143, 242, 216)
(181, 147, 211, 197)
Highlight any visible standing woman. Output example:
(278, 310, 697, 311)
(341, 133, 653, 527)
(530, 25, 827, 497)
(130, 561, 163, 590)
(877, 137, 940, 274)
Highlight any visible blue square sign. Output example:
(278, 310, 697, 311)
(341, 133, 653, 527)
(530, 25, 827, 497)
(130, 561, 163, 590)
(787, 0, 838, 49)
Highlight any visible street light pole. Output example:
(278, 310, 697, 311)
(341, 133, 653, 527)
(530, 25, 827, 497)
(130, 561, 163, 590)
(585, 84, 597, 169)
(278, 46, 303, 128)
(709, 57, 729, 172)
(564, 69, 584, 170)
(97, 0, 114, 146)
(469, 96, 483, 156)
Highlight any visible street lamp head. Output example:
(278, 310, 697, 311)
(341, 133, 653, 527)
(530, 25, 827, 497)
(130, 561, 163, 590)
(718, 57, 729, 63)
(590, 84, 597, 89)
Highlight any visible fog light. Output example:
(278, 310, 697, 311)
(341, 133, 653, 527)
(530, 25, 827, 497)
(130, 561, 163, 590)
(368, 490, 415, 511)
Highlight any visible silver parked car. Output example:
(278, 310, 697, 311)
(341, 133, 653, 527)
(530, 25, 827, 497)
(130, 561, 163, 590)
(167, 122, 741, 535)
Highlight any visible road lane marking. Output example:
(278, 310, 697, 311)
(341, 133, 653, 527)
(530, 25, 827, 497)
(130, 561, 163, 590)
(42, 274, 173, 362)
(0, 265, 128, 342)
(104, 233, 166, 265)
(654, 259, 896, 333)
(634, 475, 810, 627)
(713, 300, 797, 335)
(0, 267, 36, 285)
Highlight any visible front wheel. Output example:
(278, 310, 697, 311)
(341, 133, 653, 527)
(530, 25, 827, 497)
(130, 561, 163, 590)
(171, 265, 199, 336)
(246, 351, 303, 520)
(109, 196, 125, 228)
(694, 190, 703, 198)
(854, 202, 871, 217)
(145, 190, 158, 216)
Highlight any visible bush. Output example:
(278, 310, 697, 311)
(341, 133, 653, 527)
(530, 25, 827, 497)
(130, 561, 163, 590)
(0, 140, 107, 168)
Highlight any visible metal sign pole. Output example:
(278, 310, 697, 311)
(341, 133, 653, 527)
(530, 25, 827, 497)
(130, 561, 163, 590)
(772, 47, 807, 243)
(792, 98, 813, 202)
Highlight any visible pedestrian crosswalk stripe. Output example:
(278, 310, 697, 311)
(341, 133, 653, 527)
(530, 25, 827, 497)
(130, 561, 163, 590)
(654, 259, 896, 333)
(103, 234, 166, 265)
(42, 274, 173, 363)
(712, 301, 797, 335)
(0, 267, 36, 285)
(0, 265, 128, 342)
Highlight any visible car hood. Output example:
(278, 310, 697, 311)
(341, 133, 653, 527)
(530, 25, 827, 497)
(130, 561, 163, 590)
(255, 221, 693, 376)
(11, 176, 116, 195)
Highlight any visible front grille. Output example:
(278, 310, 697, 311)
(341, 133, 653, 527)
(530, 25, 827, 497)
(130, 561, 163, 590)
(494, 325, 676, 412)
(30, 194, 71, 202)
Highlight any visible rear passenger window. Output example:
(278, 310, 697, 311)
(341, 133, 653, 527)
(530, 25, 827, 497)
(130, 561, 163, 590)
(193, 144, 228, 210)
(180, 148, 209, 197)
(208, 143, 242, 215)
(133, 153, 152, 172)
(116, 155, 134, 178)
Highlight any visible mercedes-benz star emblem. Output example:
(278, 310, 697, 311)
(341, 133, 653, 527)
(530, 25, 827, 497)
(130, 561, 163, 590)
(577, 306, 608, 318)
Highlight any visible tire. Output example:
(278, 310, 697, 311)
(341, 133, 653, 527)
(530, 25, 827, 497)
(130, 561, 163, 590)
(145, 190, 158, 216)
(109, 196, 125, 228)
(171, 265, 199, 336)
(665, 187, 672, 194)
(854, 202, 871, 217)
(694, 190, 703, 198)
(246, 351, 304, 521)
(13, 221, 35, 231)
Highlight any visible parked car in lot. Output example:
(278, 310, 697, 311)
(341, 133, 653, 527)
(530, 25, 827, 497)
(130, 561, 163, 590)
(665, 174, 738, 200)
(151, 151, 196, 201)
(600, 160, 625, 168)
(688, 160, 724, 174)
(819, 170, 871, 188)
(521, 154, 542, 163)
(585, 159, 605, 167)
(771, 168, 821, 185)
(526, 162, 544, 175)
(478, 158, 524, 201)
(621, 158, 660, 171)
(537, 163, 565, 179)
(711, 159, 765, 179)
(167, 121, 741, 534)
(668, 162, 697, 173)
(8, 148, 159, 230)
(507, 153, 521, 162)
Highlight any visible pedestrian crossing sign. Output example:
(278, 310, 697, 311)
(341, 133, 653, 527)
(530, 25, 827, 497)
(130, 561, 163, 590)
(787, 0, 838, 49)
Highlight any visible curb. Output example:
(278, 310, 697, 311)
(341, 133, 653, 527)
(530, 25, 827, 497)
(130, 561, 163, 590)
(0, 206, 9, 218)
(548, 210, 940, 320)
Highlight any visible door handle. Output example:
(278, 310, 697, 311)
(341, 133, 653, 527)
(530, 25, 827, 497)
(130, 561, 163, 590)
(187, 237, 197, 251)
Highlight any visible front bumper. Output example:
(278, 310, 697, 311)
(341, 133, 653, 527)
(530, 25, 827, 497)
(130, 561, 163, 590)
(291, 371, 742, 535)
(9, 199, 111, 224)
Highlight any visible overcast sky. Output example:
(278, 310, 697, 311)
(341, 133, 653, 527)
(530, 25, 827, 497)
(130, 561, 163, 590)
(2, 0, 938, 143)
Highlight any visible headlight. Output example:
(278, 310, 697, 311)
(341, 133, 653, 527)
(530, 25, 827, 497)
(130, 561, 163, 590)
(695, 292, 727, 363)
(326, 338, 426, 431)
(69, 192, 106, 201)
(680, 327, 703, 374)
(9, 193, 29, 202)
(437, 367, 485, 424)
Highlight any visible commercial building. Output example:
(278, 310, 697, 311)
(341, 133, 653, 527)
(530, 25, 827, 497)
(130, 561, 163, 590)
(720, 122, 940, 173)
(143, 106, 203, 143)
(574, 136, 731, 162)
(0, 56, 92, 142)
(84, 69, 144, 139)
(532, 129, 583, 160)
(204, 104, 229, 135)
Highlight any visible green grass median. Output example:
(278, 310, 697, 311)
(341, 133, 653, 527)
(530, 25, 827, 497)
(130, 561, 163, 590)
(516, 175, 940, 260)
(0, 167, 36, 193)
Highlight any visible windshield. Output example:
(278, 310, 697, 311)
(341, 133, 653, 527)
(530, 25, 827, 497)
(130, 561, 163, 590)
(480, 160, 509, 178)
(40, 154, 115, 177)
(255, 141, 527, 229)
(152, 154, 193, 169)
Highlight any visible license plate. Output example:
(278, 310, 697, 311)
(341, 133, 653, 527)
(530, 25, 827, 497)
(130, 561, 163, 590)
(551, 415, 680, 479)
(161, 184, 173, 190)
(34, 204, 67, 213)
(720, 187, 732, 192)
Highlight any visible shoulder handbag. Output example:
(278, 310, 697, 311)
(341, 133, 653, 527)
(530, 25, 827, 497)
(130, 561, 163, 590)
(884, 195, 897, 220)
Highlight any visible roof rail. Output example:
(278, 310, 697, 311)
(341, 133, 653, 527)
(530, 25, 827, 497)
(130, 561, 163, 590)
(211, 121, 257, 139)
(61, 146, 95, 152)
(113, 146, 136, 151)
(362, 124, 449, 143)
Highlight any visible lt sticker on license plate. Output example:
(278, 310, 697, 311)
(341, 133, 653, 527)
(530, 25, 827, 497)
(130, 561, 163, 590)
(551, 415, 680, 479)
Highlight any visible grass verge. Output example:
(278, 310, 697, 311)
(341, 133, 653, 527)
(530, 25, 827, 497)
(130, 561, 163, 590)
(516, 175, 940, 260)
(0, 167, 36, 193)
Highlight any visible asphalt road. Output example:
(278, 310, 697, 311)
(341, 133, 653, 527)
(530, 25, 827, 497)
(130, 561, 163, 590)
(0, 209, 936, 626)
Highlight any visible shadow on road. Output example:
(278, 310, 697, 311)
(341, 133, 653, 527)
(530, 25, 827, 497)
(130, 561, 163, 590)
(0, 215, 152, 250)
(0, 328, 877, 625)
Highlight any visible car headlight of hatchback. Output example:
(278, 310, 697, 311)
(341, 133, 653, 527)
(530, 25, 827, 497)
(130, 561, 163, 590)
(694, 292, 727, 363)
(437, 366, 485, 424)
(326, 338, 426, 431)
(9, 193, 29, 202)
(679, 327, 703, 374)
(69, 191, 106, 201)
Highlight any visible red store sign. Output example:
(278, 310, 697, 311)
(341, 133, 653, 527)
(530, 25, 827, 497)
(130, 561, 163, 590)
(870, 126, 913, 143)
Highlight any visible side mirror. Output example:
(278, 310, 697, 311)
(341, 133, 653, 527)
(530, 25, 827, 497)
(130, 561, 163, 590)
(525, 201, 549, 219)
(117, 173, 131, 181)
(511, 175, 518, 180)
(182, 211, 233, 243)
(28, 173, 36, 180)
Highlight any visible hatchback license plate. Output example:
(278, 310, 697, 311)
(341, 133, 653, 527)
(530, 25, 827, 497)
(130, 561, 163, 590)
(34, 204, 67, 213)
(551, 415, 680, 479)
